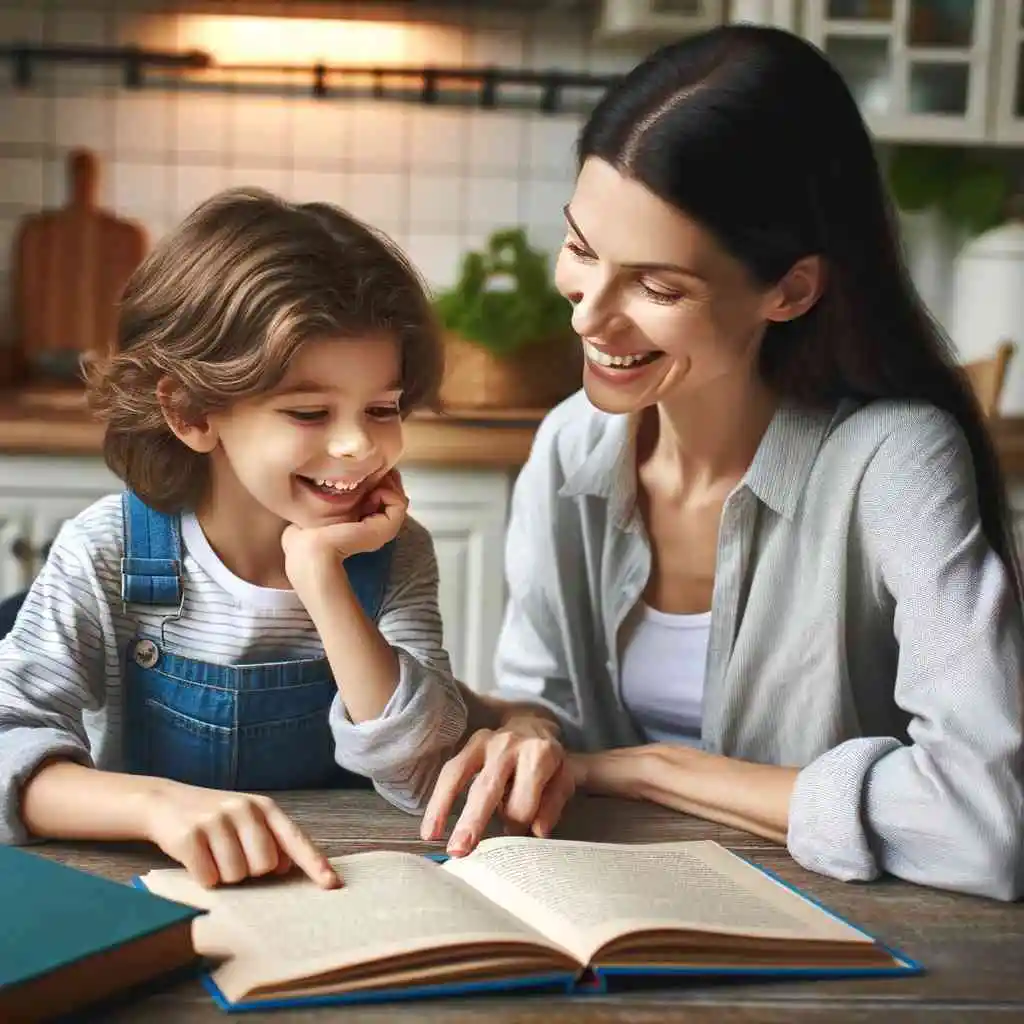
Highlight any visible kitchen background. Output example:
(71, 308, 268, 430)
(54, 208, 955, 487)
(1, 0, 1024, 692)
(0, 0, 642, 330)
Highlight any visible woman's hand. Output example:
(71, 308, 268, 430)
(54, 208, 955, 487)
(420, 716, 576, 856)
(143, 781, 341, 889)
(282, 469, 408, 573)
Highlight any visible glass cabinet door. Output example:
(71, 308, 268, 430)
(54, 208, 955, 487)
(804, 0, 993, 142)
(994, 0, 1024, 142)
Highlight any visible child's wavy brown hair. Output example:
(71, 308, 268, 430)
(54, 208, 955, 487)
(87, 188, 444, 512)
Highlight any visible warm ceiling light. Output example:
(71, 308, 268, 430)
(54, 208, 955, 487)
(176, 16, 412, 65)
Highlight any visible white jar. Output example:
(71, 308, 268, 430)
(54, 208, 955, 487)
(900, 207, 960, 326)
(948, 219, 1024, 414)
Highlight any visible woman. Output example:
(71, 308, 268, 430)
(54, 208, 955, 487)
(421, 24, 1024, 901)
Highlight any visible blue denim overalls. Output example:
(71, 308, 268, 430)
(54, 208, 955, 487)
(120, 491, 392, 791)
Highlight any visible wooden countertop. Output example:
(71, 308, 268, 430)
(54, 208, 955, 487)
(0, 387, 544, 468)
(3, 385, 1024, 477)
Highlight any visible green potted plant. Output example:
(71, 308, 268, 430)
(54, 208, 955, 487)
(434, 228, 581, 410)
(886, 144, 1012, 239)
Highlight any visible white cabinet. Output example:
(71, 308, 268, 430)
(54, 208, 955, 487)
(597, 2, 1010, 144)
(596, 0, 725, 39)
(0, 456, 511, 694)
(729, 0, 798, 29)
(803, 0, 996, 143)
(0, 457, 121, 592)
(994, 0, 1024, 142)
(399, 467, 511, 694)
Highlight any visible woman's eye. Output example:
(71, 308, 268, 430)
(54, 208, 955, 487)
(284, 409, 328, 423)
(565, 240, 596, 262)
(640, 282, 683, 304)
(368, 405, 401, 420)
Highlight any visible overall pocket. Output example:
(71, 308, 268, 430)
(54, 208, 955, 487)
(235, 679, 350, 791)
(135, 696, 234, 790)
(123, 638, 235, 790)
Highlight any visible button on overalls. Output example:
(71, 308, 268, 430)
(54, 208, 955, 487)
(119, 492, 392, 790)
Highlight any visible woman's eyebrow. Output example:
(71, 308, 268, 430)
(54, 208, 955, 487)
(562, 204, 707, 282)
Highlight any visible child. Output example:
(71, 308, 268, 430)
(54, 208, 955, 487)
(0, 188, 467, 889)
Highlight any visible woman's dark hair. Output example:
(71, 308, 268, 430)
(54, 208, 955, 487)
(579, 24, 1022, 602)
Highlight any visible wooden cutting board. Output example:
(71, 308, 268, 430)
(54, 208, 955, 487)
(12, 148, 147, 380)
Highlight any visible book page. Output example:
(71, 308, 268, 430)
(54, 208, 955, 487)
(443, 838, 874, 965)
(142, 850, 577, 1000)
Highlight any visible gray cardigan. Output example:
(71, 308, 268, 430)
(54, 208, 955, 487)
(494, 390, 1024, 901)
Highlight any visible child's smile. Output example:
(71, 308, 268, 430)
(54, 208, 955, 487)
(296, 472, 382, 519)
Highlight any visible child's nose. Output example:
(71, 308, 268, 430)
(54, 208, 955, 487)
(326, 428, 374, 461)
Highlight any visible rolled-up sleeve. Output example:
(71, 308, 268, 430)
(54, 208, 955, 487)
(329, 518, 467, 813)
(788, 409, 1024, 900)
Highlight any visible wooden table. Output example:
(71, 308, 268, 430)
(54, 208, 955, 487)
(36, 792, 1024, 1022)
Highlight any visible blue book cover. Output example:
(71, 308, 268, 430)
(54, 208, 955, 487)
(0, 845, 203, 1021)
(135, 839, 922, 1013)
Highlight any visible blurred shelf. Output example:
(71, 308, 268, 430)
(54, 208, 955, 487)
(0, 385, 544, 467)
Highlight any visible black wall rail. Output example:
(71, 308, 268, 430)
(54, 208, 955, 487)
(3, 44, 211, 88)
(1, 43, 621, 114)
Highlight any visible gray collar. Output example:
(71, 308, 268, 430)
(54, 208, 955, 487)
(558, 401, 840, 524)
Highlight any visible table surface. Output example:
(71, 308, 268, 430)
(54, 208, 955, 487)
(34, 792, 1024, 1023)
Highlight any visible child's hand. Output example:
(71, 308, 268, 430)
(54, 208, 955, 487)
(283, 470, 408, 567)
(143, 781, 341, 889)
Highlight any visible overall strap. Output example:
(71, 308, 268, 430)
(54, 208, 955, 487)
(344, 539, 396, 622)
(120, 491, 184, 607)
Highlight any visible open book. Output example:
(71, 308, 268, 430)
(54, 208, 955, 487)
(138, 837, 919, 1011)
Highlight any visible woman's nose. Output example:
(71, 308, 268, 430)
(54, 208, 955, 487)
(570, 287, 619, 338)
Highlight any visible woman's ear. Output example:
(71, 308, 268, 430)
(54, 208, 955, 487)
(764, 255, 825, 323)
(156, 377, 218, 454)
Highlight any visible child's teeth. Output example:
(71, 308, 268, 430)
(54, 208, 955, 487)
(315, 478, 360, 491)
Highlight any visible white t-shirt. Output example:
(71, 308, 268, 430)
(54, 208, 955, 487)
(620, 602, 710, 746)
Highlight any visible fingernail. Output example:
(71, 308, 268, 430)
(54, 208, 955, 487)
(448, 830, 471, 855)
(419, 817, 435, 841)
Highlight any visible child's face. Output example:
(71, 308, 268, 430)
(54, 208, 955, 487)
(206, 334, 406, 528)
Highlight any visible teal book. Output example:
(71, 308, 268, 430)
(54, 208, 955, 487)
(138, 837, 921, 1012)
(0, 845, 203, 1021)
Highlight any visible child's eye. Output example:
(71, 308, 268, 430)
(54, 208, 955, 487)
(283, 409, 328, 423)
(368, 405, 401, 420)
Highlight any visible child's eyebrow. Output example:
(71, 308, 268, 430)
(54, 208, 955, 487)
(274, 380, 327, 397)
(274, 379, 404, 397)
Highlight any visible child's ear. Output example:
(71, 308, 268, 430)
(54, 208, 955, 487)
(156, 377, 218, 454)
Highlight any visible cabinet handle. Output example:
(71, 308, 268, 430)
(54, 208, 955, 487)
(10, 538, 33, 566)
(9, 539, 53, 568)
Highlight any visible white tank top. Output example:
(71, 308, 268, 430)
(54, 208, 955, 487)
(620, 602, 710, 746)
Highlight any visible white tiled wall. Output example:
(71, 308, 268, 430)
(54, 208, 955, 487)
(0, 1, 650, 342)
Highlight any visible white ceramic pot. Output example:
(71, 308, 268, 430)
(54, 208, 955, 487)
(900, 207, 960, 326)
(949, 219, 1024, 414)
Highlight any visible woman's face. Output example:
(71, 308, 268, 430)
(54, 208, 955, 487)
(554, 157, 783, 416)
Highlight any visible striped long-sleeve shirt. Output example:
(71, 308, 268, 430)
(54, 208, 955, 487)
(0, 494, 467, 844)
